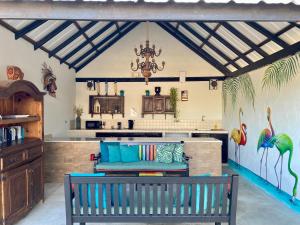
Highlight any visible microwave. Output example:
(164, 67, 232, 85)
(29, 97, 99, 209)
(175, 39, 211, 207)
(85, 121, 102, 129)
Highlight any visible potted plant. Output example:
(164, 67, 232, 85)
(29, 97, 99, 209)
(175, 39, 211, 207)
(170, 87, 179, 120)
(73, 105, 83, 130)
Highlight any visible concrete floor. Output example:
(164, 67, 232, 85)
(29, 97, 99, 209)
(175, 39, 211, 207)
(16, 172, 300, 225)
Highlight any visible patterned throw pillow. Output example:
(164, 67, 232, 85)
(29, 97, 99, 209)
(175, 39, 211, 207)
(156, 144, 174, 163)
(173, 144, 184, 162)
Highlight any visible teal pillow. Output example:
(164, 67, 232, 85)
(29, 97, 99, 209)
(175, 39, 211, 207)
(156, 144, 174, 163)
(108, 145, 121, 162)
(173, 144, 184, 162)
(100, 142, 120, 162)
(120, 145, 139, 162)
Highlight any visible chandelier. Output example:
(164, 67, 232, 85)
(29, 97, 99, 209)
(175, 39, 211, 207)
(131, 23, 165, 84)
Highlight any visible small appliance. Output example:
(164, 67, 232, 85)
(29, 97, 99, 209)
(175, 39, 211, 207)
(128, 120, 134, 129)
(85, 121, 102, 129)
(117, 122, 122, 130)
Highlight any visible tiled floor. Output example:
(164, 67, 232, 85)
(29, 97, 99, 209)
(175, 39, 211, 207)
(16, 173, 300, 225)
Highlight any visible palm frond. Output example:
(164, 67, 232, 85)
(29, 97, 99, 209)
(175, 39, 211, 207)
(262, 52, 300, 90)
(222, 73, 255, 112)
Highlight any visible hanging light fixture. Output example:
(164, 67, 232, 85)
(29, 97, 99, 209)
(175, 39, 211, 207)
(131, 22, 165, 85)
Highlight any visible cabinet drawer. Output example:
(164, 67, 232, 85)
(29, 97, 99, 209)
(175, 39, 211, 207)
(1, 151, 26, 170)
(27, 146, 42, 161)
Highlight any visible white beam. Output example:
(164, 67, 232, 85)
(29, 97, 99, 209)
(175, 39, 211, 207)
(0, 2, 299, 21)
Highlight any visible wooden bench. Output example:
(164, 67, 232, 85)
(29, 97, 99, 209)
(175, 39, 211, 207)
(64, 175, 239, 225)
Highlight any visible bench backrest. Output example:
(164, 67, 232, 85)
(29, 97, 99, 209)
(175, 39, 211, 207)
(64, 175, 238, 224)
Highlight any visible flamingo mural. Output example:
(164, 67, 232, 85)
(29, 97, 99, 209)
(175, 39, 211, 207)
(268, 134, 298, 202)
(230, 108, 247, 165)
(257, 107, 275, 181)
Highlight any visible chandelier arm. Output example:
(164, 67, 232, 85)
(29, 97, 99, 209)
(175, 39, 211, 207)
(131, 61, 140, 71)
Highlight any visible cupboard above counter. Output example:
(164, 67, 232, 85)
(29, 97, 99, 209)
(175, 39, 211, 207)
(142, 95, 175, 118)
(89, 95, 124, 118)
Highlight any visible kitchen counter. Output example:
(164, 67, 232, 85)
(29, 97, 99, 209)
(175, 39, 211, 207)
(67, 128, 228, 138)
(44, 137, 222, 143)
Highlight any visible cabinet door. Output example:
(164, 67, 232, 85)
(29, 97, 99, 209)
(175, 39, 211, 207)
(143, 97, 154, 113)
(165, 96, 174, 112)
(2, 165, 29, 221)
(29, 158, 43, 206)
(108, 97, 122, 114)
(154, 97, 165, 113)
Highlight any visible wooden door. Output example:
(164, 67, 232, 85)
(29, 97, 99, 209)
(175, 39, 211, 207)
(28, 158, 43, 206)
(143, 96, 154, 113)
(154, 97, 165, 113)
(2, 164, 29, 222)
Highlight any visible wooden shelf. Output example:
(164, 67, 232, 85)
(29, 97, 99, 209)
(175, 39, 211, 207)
(0, 116, 40, 126)
(0, 137, 42, 152)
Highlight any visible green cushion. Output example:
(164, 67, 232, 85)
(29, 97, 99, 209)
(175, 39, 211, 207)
(156, 144, 174, 163)
(108, 145, 121, 163)
(120, 145, 139, 163)
(95, 161, 187, 171)
(173, 144, 184, 162)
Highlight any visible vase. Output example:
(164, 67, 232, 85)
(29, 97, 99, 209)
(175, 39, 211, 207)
(76, 116, 81, 130)
(155, 87, 161, 96)
(145, 90, 150, 96)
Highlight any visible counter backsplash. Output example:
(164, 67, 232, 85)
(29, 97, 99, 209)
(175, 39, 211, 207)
(76, 119, 222, 130)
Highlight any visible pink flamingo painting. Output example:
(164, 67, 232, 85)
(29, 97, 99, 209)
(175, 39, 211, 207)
(257, 107, 275, 181)
(230, 108, 247, 165)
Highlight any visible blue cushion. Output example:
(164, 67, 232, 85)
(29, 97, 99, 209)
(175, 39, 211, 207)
(100, 142, 119, 163)
(108, 145, 121, 163)
(120, 145, 139, 163)
(70, 173, 107, 208)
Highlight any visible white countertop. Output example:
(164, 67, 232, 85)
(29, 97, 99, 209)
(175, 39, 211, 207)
(44, 137, 222, 143)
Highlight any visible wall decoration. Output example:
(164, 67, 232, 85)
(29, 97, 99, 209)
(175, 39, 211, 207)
(154, 86, 161, 96)
(41, 63, 57, 97)
(105, 82, 108, 95)
(7, 66, 24, 80)
(96, 81, 100, 95)
(86, 80, 94, 91)
(181, 90, 188, 101)
(230, 108, 247, 165)
(257, 107, 298, 201)
(262, 52, 300, 90)
(209, 79, 218, 90)
(257, 107, 275, 181)
(269, 134, 298, 202)
(114, 82, 118, 96)
(222, 73, 255, 112)
(145, 90, 150, 96)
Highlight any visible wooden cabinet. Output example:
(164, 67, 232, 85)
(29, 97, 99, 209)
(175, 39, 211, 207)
(0, 80, 44, 225)
(89, 95, 124, 117)
(142, 95, 175, 118)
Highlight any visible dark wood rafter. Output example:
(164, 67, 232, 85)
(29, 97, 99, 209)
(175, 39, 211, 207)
(223, 23, 299, 68)
(49, 21, 98, 58)
(15, 20, 47, 40)
(76, 22, 140, 72)
(157, 22, 230, 75)
(197, 22, 253, 65)
(59, 21, 115, 65)
(34, 20, 73, 50)
(70, 22, 132, 69)
(220, 22, 268, 58)
(180, 22, 241, 70)
(199, 23, 220, 49)
(230, 41, 300, 77)
(246, 22, 289, 48)
(0, 20, 72, 68)
(74, 21, 96, 50)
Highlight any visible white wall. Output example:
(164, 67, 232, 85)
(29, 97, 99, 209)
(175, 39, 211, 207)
(223, 67, 300, 200)
(77, 23, 223, 77)
(0, 26, 76, 137)
(76, 23, 223, 123)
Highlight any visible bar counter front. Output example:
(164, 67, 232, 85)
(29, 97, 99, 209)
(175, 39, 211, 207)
(44, 137, 222, 182)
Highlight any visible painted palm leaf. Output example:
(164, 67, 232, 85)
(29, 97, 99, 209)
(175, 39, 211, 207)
(262, 52, 300, 90)
(222, 73, 255, 112)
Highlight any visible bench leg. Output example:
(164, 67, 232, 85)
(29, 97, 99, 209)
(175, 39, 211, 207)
(80, 223, 85, 225)
(215, 223, 221, 225)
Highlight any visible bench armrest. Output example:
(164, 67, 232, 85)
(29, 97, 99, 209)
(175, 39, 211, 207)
(182, 153, 191, 163)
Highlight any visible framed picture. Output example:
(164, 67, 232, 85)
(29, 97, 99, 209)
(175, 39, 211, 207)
(181, 90, 188, 101)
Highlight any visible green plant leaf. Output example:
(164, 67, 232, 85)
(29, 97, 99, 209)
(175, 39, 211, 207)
(262, 52, 300, 90)
(222, 73, 255, 112)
